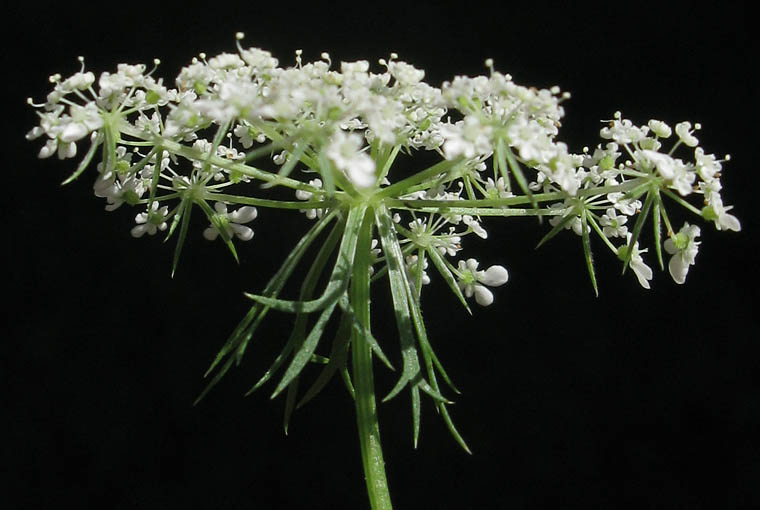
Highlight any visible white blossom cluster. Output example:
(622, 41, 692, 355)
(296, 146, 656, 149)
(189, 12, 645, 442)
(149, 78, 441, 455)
(27, 35, 740, 304)
(543, 111, 740, 288)
(25, 40, 746, 503)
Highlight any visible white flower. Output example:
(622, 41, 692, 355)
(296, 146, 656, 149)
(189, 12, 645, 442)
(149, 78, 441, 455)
(548, 201, 582, 236)
(621, 234, 652, 289)
(647, 119, 672, 138)
(93, 159, 148, 212)
(463, 215, 488, 239)
(694, 147, 722, 181)
(176, 61, 215, 93)
(216, 144, 244, 162)
(325, 130, 376, 188)
(131, 202, 169, 238)
(539, 149, 582, 196)
(97, 64, 148, 106)
(702, 194, 741, 232)
(203, 202, 258, 241)
(404, 254, 430, 287)
(484, 177, 512, 201)
(58, 70, 96, 94)
(583, 142, 621, 177)
(193, 79, 272, 123)
(361, 94, 406, 145)
(59, 103, 104, 143)
(663, 223, 700, 284)
(439, 116, 492, 160)
(233, 122, 263, 148)
(295, 178, 325, 219)
(637, 150, 695, 196)
(607, 190, 641, 216)
(28, 102, 103, 160)
(600, 114, 649, 144)
(675, 121, 700, 147)
(433, 229, 462, 257)
(38, 137, 76, 159)
(386, 60, 425, 86)
(456, 258, 509, 306)
(505, 116, 548, 161)
(600, 208, 628, 238)
(208, 52, 245, 71)
(135, 111, 162, 134)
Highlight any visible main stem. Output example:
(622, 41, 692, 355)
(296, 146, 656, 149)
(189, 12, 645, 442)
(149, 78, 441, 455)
(351, 206, 393, 510)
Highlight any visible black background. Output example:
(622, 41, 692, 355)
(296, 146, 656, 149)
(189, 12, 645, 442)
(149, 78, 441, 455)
(4, 2, 758, 509)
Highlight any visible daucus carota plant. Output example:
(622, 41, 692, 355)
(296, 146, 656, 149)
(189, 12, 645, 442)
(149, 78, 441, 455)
(26, 33, 740, 509)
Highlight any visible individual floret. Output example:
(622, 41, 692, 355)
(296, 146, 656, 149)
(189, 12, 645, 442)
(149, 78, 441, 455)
(455, 258, 509, 306)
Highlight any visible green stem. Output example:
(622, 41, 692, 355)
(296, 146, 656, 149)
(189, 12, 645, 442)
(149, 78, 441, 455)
(206, 192, 337, 211)
(118, 124, 317, 193)
(351, 206, 393, 510)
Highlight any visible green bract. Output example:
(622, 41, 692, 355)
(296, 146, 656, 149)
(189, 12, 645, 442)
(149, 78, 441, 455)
(27, 34, 741, 510)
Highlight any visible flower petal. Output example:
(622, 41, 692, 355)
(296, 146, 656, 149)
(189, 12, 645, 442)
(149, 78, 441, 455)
(473, 284, 494, 306)
(480, 265, 508, 286)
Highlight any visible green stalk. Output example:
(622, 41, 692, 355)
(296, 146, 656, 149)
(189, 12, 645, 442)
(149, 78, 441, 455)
(351, 206, 393, 510)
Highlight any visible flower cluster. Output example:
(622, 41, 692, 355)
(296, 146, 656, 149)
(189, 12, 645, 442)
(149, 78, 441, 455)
(539, 111, 739, 290)
(26, 37, 740, 298)
(27, 35, 742, 509)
